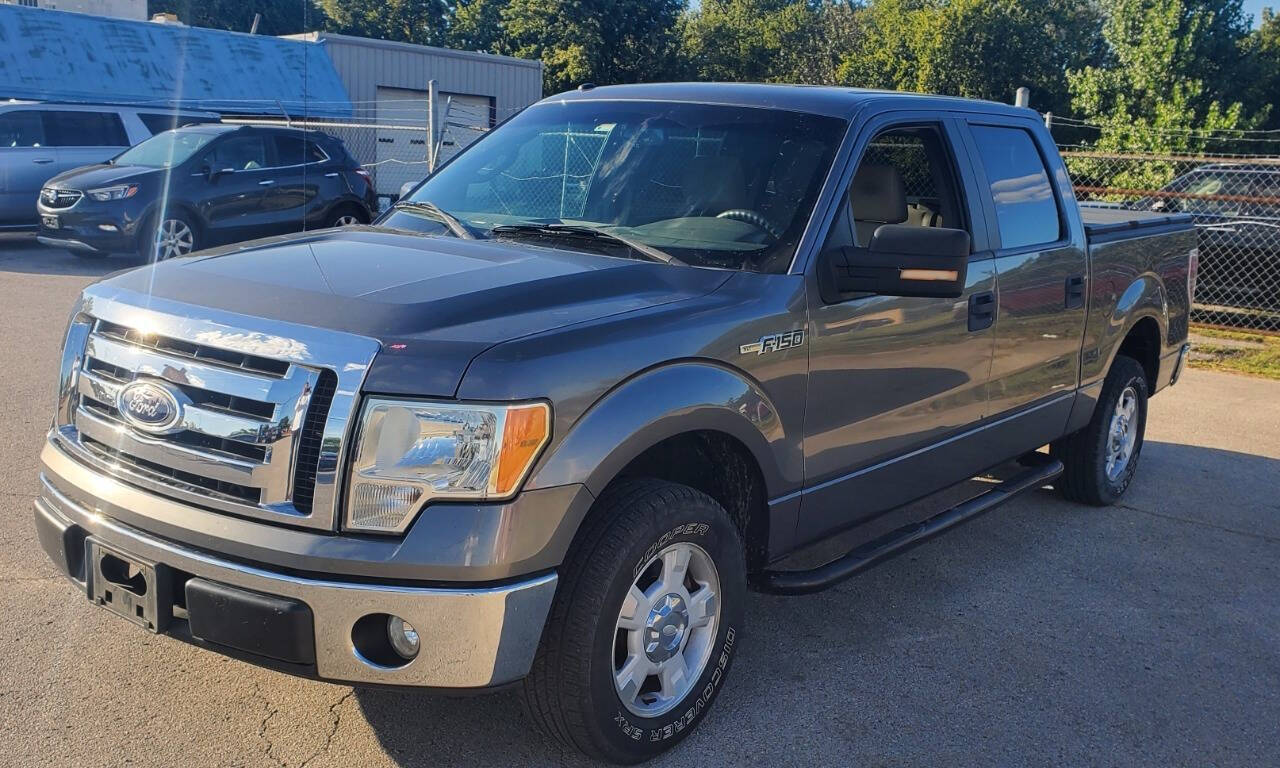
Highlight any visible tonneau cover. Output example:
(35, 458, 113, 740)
(1080, 205, 1195, 238)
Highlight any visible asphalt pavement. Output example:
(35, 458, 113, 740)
(1, 235, 1276, 767)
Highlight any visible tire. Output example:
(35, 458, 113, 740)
(139, 212, 198, 261)
(1051, 355, 1149, 505)
(327, 205, 367, 228)
(522, 479, 746, 764)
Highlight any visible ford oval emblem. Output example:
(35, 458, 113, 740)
(117, 380, 182, 433)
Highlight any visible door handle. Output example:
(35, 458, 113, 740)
(1065, 275, 1086, 309)
(324, 172, 339, 178)
(33, 158, 54, 164)
(968, 291, 996, 332)
(258, 179, 275, 186)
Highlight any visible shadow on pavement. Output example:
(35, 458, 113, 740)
(353, 441, 1280, 766)
(0, 234, 146, 277)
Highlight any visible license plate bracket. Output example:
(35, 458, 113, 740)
(86, 538, 171, 632)
(42, 214, 59, 229)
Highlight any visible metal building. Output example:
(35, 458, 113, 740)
(286, 32, 544, 196)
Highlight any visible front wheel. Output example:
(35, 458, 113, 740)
(1051, 354, 1149, 505)
(522, 479, 746, 763)
(140, 214, 198, 261)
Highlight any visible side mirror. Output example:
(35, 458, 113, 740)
(398, 181, 418, 201)
(826, 224, 970, 300)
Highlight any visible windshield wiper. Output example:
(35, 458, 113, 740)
(490, 223, 683, 265)
(390, 200, 477, 239)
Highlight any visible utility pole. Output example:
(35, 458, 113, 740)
(427, 79, 438, 173)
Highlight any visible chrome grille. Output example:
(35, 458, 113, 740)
(54, 287, 382, 531)
(40, 187, 82, 209)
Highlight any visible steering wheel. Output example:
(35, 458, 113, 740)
(715, 209, 782, 240)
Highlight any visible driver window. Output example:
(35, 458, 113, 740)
(825, 124, 966, 250)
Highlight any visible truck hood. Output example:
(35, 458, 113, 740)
(98, 228, 731, 396)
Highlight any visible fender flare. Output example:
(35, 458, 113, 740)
(526, 361, 793, 500)
(1099, 273, 1168, 378)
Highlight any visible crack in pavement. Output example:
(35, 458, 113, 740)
(298, 689, 355, 768)
(1118, 503, 1280, 544)
(249, 682, 287, 768)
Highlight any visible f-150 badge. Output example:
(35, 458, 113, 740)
(740, 329, 805, 356)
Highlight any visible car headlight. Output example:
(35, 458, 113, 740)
(344, 398, 551, 533)
(87, 184, 138, 202)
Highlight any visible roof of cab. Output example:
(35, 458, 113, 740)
(542, 82, 1039, 121)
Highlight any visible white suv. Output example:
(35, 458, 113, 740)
(0, 102, 218, 230)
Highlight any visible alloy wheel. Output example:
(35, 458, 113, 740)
(152, 218, 194, 260)
(613, 541, 721, 718)
(1105, 385, 1139, 482)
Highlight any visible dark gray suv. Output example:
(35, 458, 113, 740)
(37, 124, 376, 259)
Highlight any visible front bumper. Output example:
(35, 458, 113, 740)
(37, 198, 144, 254)
(35, 459, 560, 689)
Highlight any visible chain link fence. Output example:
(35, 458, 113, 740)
(228, 99, 518, 211)
(1061, 148, 1280, 332)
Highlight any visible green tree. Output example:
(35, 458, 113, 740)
(448, 0, 506, 52)
(317, 0, 451, 46)
(681, 0, 840, 84)
(147, 0, 326, 35)
(1067, 0, 1262, 186)
(499, 0, 686, 93)
(1244, 8, 1280, 130)
(837, 0, 1103, 117)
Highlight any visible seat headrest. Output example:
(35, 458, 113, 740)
(850, 164, 908, 225)
(682, 155, 748, 213)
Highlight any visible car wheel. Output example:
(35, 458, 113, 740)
(522, 479, 745, 764)
(142, 214, 198, 261)
(1051, 354, 1149, 505)
(328, 207, 366, 227)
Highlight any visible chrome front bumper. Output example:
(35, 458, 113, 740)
(35, 454, 558, 689)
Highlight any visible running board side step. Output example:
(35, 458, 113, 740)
(751, 457, 1064, 596)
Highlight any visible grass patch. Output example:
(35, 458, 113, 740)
(1188, 329, 1280, 380)
(1191, 326, 1273, 345)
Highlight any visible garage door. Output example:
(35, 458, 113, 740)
(375, 86, 431, 198)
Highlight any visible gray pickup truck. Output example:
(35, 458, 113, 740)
(36, 84, 1196, 763)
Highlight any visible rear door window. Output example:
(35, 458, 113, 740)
(271, 133, 327, 166)
(970, 124, 1062, 249)
(0, 110, 46, 147)
(42, 111, 129, 147)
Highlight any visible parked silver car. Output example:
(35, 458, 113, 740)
(0, 102, 218, 231)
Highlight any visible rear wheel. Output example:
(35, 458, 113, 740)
(522, 479, 745, 764)
(1051, 354, 1149, 505)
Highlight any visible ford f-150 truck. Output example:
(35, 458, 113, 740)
(35, 84, 1196, 763)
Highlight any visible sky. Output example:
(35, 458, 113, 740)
(1244, 0, 1274, 27)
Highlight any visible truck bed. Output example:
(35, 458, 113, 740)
(1080, 205, 1196, 243)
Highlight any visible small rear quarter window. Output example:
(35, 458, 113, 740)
(970, 124, 1062, 250)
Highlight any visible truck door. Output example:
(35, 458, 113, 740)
(799, 118, 998, 546)
(961, 119, 1087, 433)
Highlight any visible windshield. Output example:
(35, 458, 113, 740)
(114, 130, 216, 168)
(382, 101, 846, 272)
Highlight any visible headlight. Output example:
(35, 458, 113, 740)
(344, 398, 551, 533)
(87, 184, 138, 202)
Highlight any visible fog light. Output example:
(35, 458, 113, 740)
(348, 482, 422, 531)
(387, 615, 420, 660)
(97, 224, 119, 232)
